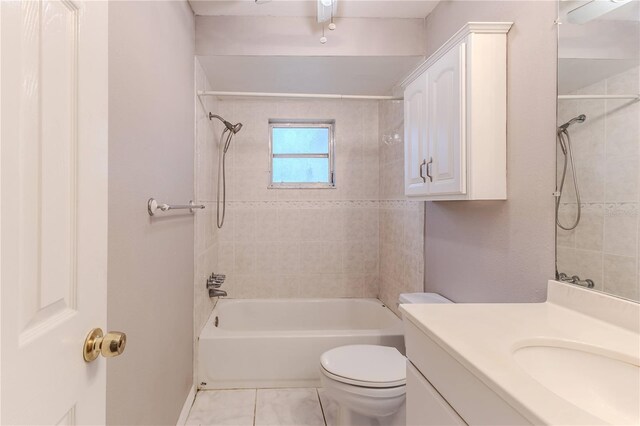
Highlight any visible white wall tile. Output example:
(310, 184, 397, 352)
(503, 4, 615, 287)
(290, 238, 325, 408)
(235, 242, 257, 274)
(195, 98, 424, 303)
(193, 62, 221, 386)
(604, 214, 638, 257)
(574, 205, 604, 251)
(603, 254, 639, 301)
(377, 101, 425, 314)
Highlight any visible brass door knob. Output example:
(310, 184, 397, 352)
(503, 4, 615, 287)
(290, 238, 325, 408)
(102, 331, 127, 357)
(83, 328, 127, 362)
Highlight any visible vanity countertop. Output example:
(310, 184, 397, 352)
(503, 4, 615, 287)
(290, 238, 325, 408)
(400, 281, 640, 425)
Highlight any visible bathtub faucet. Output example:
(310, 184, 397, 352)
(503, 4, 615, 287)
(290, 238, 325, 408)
(207, 273, 227, 297)
(207, 273, 225, 289)
(209, 288, 227, 297)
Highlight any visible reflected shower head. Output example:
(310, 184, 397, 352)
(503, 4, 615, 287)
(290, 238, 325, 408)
(209, 113, 243, 134)
(558, 114, 586, 132)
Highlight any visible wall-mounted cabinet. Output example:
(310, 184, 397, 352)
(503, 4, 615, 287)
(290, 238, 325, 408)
(402, 22, 512, 201)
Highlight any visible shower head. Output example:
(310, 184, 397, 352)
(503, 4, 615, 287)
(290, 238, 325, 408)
(231, 122, 243, 134)
(558, 114, 586, 132)
(209, 113, 243, 134)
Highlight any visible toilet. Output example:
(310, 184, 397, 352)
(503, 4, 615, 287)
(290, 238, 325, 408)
(319, 293, 452, 426)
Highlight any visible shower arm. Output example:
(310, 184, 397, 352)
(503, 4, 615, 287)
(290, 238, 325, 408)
(208, 113, 243, 134)
(209, 113, 226, 124)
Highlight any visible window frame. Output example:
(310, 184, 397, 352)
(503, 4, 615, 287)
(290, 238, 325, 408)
(268, 119, 336, 189)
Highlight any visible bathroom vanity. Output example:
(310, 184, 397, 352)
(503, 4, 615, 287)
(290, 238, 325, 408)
(400, 281, 640, 425)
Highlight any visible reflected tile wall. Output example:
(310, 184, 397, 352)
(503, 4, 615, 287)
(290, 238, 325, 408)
(556, 66, 640, 301)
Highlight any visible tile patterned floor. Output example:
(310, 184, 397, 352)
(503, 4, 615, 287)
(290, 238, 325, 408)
(186, 388, 339, 426)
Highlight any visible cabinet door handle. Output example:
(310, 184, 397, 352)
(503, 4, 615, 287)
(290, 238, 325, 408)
(425, 157, 433, 182)
(419, 159, 427, 183)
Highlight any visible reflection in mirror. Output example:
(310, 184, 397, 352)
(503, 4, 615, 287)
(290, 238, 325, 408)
(556, 0, 640, 301)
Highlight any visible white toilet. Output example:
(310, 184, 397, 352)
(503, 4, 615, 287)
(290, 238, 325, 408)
(319, 293, 452, 426)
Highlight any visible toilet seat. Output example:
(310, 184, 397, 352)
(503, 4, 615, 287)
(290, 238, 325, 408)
(320, 345, 406, 388)
(321, 366, 406, 389)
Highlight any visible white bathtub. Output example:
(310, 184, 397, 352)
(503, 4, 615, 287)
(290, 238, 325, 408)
(198, 298, 404, 389)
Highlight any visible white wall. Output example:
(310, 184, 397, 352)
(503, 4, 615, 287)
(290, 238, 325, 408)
(107, 2, 195, 424)
(423, 1, 558, 302)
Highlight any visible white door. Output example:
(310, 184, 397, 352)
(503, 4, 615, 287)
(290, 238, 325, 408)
(426, 42, 466, 196)
(1, 1, 109, 424)
(404, 72, 429, 196)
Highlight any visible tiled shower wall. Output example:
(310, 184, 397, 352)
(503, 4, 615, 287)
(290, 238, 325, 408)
(378, 101, 425, 315)
(194, 60, 220, 380)
(194, 95, 426, 316)
(212, 98, 381, 298)
(557, 66, 640, 301)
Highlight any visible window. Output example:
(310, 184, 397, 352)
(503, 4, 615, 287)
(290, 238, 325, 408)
(269, 120, 335, 188)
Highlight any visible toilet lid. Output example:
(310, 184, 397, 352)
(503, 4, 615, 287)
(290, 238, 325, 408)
(320, 345, 406, 387)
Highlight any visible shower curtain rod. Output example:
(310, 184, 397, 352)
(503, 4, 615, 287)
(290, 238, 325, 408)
(558, 94, 640, 101)
(197, 91, 402, 101)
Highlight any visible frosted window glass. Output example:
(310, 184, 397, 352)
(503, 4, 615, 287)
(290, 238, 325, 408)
(272, 158, 329, 183)
(270, 122, 334, 187)
(272, 128, 329, 154)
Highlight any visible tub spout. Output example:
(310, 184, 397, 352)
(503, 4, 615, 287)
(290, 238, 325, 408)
(209, 288, 227, 298)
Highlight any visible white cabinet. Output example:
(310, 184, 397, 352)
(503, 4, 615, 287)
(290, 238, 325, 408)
(402, 22, 512, 201)
(403, 318, 531, 425)
(426, 43, 465, 196)
(406, 361, 465, 426)
(404, 72, 429, 196)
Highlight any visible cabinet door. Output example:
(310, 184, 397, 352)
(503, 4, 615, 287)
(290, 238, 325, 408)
(404, 72, 429, 196)
(426, 42, 466, 196)
(406, 362, 466, 426)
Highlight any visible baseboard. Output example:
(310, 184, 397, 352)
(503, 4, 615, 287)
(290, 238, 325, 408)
(176, 384, 197, 426)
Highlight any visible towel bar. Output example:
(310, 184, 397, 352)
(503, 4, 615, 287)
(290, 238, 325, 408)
(147, 198, 205, 216)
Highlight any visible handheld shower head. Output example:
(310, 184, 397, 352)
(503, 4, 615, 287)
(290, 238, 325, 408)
(210, 114, 243, 229)
(558, 114, 586, 132)
(208, 113, 243, 134)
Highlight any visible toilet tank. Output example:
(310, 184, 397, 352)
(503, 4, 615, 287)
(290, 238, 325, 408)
(398, 293, 452, 304)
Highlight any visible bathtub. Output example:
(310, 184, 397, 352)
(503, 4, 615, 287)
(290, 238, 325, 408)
(198, 298, 404, 389)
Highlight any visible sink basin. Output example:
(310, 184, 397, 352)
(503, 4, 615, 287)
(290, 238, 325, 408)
(513, 342, 640, 425)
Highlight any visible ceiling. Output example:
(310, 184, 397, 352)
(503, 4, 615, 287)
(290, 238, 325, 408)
(192, 1, 434, 96)
(197, 55, 424, 96)
(560, 0, 640, 22)
(599, 0, 640, 21)
(558, 58, 638, 94)
(189, 0, 439, 19)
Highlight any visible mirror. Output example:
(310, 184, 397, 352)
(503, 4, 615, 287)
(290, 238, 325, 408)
(556, 0, 640, 301)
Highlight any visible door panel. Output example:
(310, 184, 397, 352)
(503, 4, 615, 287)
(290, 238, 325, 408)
(404, 72, 428, 196)
(1, 1, 108, 424)
(19, 0, 78, 336)
(427, 43, 466, 196)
